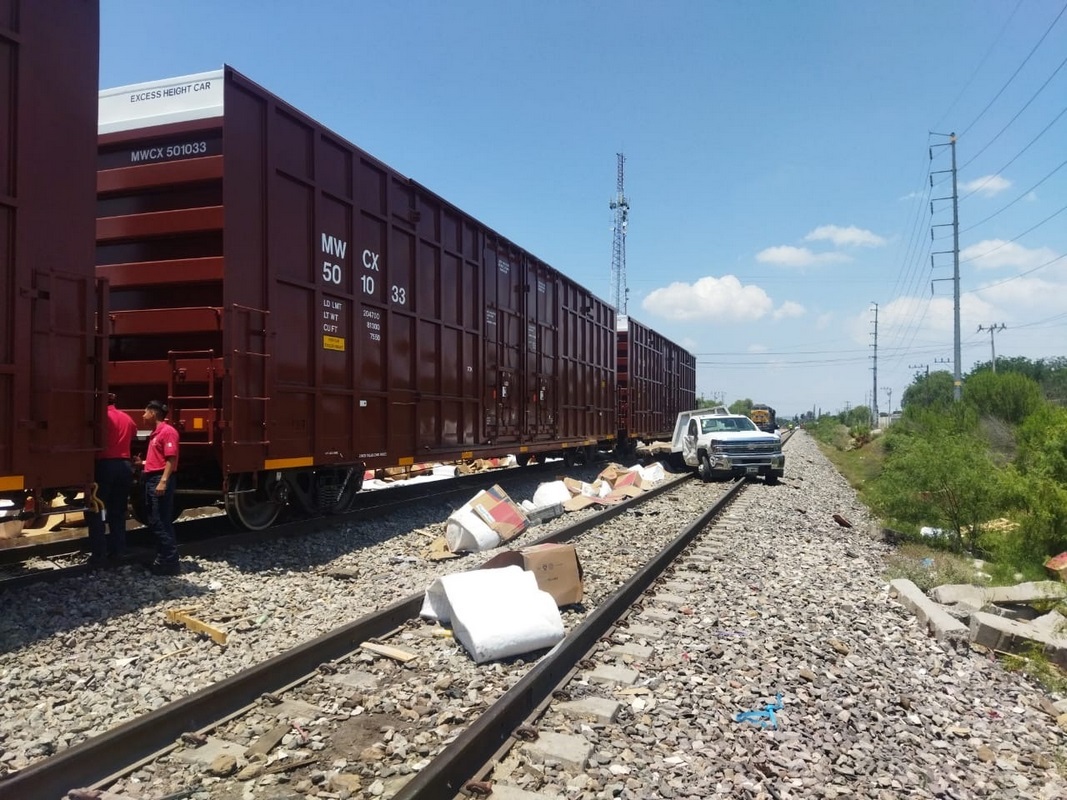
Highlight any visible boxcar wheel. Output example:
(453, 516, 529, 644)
(225, 472, 284, 530)
(516, 454, 532, 467)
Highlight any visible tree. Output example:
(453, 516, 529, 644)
(901, 370, 955, 414)
(729, 398, 754, 416)
(963, 370, 1043, 425)
(868, 425, 1003, 551)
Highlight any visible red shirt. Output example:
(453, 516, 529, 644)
(99, 404, 138, 460)
(144, 420, 180, 473)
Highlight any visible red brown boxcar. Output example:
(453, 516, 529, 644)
(0, 0, 102, 525)
(97, 66, 616, 528)
(615, 315, 696, 452)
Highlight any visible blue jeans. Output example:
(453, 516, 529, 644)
(144, 472, 178, 564)
(86, 459, 133, 559)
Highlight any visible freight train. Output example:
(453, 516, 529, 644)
(1, 12, 696, 532)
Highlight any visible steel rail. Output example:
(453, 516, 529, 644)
(390, 477, 746, 800)
(0, 472, 695, 799)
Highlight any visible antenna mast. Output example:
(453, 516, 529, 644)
(609, 152, 629, 314)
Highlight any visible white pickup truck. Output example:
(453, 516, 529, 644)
(671, 407, 785, 484)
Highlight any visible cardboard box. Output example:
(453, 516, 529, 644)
(483, 542, 583, 607)
(469, 484, 527, 543)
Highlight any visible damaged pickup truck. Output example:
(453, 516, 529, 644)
(671, 406, 785, 484)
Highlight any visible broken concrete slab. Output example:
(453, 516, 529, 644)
(969, 611, 1067, 669)
(986, 581, 1067, 605)
(625, 624, 665, 640)
(929, 584, 989, 608)
(888, 579, 970, 642)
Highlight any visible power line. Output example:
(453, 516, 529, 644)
(958, 201, 1067, 264)
(960, 155, 1067, 232)
(965, 251, 1067, 294)
(958, 51, 1067, 172)
(958, 1, 1067, 138)
(934, 0, 1024, 130)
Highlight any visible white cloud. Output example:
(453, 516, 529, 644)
(805, 225, 887, 248)
(960, 239, 1058, 270)
(755, 246, 851, 267)
(960, 174, 1011, 197)
(816, 313, 833, 330)
(773, 301, 806, 320)
(641, 275, 773, 322)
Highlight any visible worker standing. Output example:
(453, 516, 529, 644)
(86, 394, 137, 566)
(141, 400, 181, 575)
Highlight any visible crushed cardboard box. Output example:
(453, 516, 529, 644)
(483, 542, 584, 607)
(445, 484, 528, 552)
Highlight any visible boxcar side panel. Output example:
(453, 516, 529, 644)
(618, 316, 696, 443)
(1, 0, 100, 501)
(558, 279, 615, 443)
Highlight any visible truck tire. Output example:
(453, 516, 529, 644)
(766, 470, 781, 485)
(699, 453, 713, 482)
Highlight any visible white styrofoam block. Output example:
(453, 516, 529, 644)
(420, 566, 565, 663)
(597, 480, 612, 498)
(636, 462, 665, 483)
(445, 505, 501, 553)
(532, 481, 571, 508)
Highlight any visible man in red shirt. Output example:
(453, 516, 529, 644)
(87, 394, 138, 566)
(142, 400, 181, 575)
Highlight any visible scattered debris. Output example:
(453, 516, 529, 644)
(360, 641, 417, 663)
(734, 693, 784, 729)
(165, 608, 229, 646)
(832, 514, 853, 528)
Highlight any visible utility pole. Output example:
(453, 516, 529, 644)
(609, 153, 630, 315)
(930, 133, 961, 401)
(884, 386, 893, 418)
(870, 303, 879, 427)
(977, 323, 1007, 372)
(908, 363, 930, 377)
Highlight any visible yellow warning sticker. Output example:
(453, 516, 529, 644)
(323, 335, 346, 351)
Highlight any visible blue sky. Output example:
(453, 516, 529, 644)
(100, 1, 1067, 418)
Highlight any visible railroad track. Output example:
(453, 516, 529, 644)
(0, 459, 584, 591)
(3, 470, 749, 799)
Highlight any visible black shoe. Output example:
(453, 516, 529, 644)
(147, 560, 181, 576)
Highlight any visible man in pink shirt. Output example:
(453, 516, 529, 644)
(142, 400, 181, 575)
(86, 394, 138, 566)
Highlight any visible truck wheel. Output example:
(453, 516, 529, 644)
(766, 471, 781, 485)
(699, 454, 713, 482)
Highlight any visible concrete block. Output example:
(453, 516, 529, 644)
(663, 581, 699, 595)
(888, 579, 969, 642)
(489, 785, 562, 800)
(625, 624, 665, 640)
(1031, 610, 1067, 635)
(969, 611, 1067, 668)
(267, 699, 323, 719)
(330, 670, 380, 691)
(557, 696, 621, 724)
(639, 608, 676, 624)
(523, 730, 593, 772)
(606, 642, 654, 660)
(654, 593, 688, 608)
(987, 581, 1067, 605)
(586, 664, 639, 687)
(930, 584, 988, 607)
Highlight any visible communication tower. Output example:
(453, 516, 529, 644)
(609, 153, 629, 313)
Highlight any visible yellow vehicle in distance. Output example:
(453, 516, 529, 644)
(749, 404, 777, 433)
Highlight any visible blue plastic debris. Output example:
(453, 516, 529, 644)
(920, 557, 935, 568)
(734, 693, 784, 729)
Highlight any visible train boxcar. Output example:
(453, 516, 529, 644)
(96, 67, 616, 529)
(615, 316, 696, 453)
(0, 0, 102, 526)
